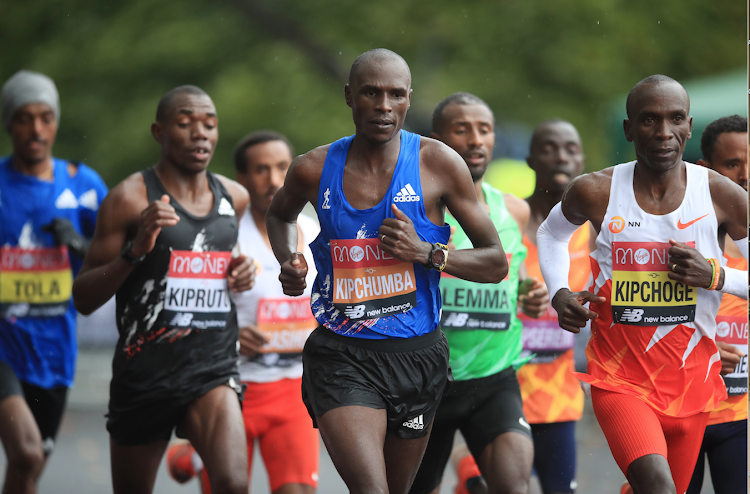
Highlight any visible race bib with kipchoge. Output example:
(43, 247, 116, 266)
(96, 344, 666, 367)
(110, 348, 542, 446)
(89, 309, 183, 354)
(331, 238, 417, 320)
(163, 250, 232, 330)
(611, 241, 696, 326)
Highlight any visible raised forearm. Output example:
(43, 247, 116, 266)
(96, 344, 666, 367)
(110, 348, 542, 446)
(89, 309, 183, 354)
(72, 258, 135, 315)
(443, 244, 507, 283)
(266, 209, 299, 265)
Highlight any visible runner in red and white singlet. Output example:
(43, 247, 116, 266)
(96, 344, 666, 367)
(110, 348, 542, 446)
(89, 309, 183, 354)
(537, 76, 747, 494)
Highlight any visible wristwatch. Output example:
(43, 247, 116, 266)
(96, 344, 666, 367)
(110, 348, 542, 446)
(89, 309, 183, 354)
(120, 240, 146, 266)
(428, 242, 449, 271)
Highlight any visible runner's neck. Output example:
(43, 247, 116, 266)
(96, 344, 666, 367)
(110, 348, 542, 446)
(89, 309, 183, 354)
(12, 153, 54, 180)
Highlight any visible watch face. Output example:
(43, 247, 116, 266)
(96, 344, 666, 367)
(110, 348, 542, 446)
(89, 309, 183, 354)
(432, 249, 446, 267)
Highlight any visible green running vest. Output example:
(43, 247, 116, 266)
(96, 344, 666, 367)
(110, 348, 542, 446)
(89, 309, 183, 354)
(440, 183, 526, 381)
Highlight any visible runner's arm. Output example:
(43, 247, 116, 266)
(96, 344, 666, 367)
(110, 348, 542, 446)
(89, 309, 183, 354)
(506, 194, 548, 317)
(709, 172, 748, 298)
(431, 144, 507, 283)
(72, 176, 153, 315)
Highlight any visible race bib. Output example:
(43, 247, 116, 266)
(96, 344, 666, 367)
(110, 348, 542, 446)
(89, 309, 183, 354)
(163, 250, 232, 330)
(256, 297, 316, 354)
(331, 238, 416, 320)
(716, 314, 748, 396)
(0, 246, 72, 318)
(440, 253, 513, 330)
(611, 241, 696, 326)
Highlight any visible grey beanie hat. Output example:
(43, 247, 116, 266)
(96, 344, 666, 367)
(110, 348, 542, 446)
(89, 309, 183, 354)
(1, 70, 60, 132)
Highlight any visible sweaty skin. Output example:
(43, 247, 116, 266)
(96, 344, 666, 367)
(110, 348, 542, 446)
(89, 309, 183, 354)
(266, 53, 506, 494)
(551, 81, 748, 494)
(71, 92, 253, 494)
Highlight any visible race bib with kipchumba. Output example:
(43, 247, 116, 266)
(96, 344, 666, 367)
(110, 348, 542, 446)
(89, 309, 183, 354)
(331, 238, 416, 320)
(257, 297, 316, 354)
(0, 246, 72, 318)
(611, 241, 696, 326)
(163, 250, 232, 330)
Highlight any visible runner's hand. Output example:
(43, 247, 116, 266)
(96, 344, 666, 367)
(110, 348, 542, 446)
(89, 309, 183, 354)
(228, 254, 256, 292)
(551, 289, 605, 334)
(131, 195, 179, 258)
(667, 239, 714, 288)
(716, 341, 744, 376)
(518, 277, 549, 319)
(378, 204, 432, 264)
(279, 252, 308, 296)
(239, 323, 268, 358)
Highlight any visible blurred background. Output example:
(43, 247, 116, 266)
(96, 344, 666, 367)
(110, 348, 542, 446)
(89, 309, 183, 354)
(0, 0, 745, 492)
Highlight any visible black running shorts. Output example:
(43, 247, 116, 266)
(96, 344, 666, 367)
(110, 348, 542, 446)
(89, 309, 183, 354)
(301, 326, 451, 440)
(410, 367, 532, 494)
(0, 359, 68, 456)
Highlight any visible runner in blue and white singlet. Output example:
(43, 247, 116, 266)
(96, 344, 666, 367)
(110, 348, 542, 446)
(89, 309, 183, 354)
(266, 49, 508, 494)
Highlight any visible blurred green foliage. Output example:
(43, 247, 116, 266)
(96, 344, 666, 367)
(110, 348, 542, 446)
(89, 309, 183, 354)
(1, 0, 744, 187)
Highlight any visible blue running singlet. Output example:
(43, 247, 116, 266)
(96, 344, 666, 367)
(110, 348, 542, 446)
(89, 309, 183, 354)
(0, 157, 107, 388)
(310, 130, 450, 339)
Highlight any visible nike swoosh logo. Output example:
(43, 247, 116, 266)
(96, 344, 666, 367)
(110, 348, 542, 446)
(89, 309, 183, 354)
(677, 214, 709, 229)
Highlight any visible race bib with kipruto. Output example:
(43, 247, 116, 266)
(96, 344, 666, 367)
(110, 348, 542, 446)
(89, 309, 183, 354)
(611, 241, 696, 326)
(256, 297, 316, 354)
(331, 238, 417, 320)
(0, 246, 72, 318)
(163, 250, 232, 330)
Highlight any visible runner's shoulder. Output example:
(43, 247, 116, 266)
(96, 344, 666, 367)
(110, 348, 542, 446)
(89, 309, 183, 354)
(418, 136, 463, 170)
(502, 192, 530, 230)
(564, 168, 613, 202)
(214, 174, 250, 212)
(288, 144, 330, 188)
(101, 171, 149, 217)
(706, 167, 747, 204)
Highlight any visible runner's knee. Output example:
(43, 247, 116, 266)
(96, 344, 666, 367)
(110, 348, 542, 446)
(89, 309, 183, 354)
(7, 439, 45, 478)
(208, 470, 248, 494)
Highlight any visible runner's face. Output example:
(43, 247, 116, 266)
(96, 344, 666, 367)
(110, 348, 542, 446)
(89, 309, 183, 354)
(347, 61, 411, 144)
(158, 94, 218, 174)
(435, 104, 494, 182)
(236, 140, 293, 214)
(624, 83, 692, 173)
(528, 122, 584, 192)
(9, 103, 57, 164)
(708, 132, 748, 191)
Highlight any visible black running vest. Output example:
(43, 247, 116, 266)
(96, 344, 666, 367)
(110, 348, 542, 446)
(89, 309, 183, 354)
(112, 168, 239, 398)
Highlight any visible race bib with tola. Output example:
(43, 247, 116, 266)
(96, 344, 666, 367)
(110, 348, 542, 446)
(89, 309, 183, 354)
(256, 297, 316, 354)
(163, 250, 232, 330)
(331, 238, 416, 320)
(0, 246, 72, 318)
(440, 253, 514, 330)
(611, 241, 696, 326)
(716, 314, 748, 396)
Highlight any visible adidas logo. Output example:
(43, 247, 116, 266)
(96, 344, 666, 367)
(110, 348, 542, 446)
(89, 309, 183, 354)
(218, 198, 235, 216)
(394, 183, 420, 203)
(402, 414, 424, 430)
(79, 189, 98, 210)
(55, 189, 78, 209)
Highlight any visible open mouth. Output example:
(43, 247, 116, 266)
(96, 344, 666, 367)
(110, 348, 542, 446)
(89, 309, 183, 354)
(190, 147, 211, 160)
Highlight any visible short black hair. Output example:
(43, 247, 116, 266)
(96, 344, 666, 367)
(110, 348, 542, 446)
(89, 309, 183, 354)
(348, 48, 411, 87)
(233, 130, 295, 172)
(701, 115, 748, 164)
(431, 92, 493, 134)
(625, 74, 688, 119)
(529, 118, 578, 153)
(156, 85, 209, 122)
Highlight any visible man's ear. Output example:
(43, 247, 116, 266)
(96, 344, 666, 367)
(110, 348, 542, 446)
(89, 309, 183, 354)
(686, 115, 693, 140)
(344, 84, 352, 108)
(623, 118, 633, 142)
(151, 122, 162, 142)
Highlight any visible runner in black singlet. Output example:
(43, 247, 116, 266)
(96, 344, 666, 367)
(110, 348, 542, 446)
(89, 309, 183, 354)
(72, 85, 255, 494)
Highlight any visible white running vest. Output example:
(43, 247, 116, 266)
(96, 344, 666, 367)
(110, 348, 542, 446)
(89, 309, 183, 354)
(592, 161, 723, 341)
(233, 211, 319, 383)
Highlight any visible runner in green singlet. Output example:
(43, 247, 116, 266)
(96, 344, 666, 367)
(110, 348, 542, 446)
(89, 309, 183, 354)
(410, 93, 549, 494)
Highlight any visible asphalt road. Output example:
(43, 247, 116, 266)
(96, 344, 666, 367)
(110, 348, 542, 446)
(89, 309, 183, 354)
(0, 349, 716, 494)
